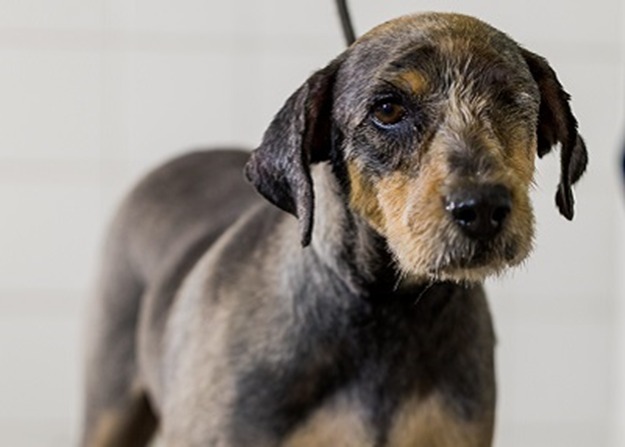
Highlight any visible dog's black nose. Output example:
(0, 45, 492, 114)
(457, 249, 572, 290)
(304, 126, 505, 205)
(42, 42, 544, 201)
(445, 184, 512, 240)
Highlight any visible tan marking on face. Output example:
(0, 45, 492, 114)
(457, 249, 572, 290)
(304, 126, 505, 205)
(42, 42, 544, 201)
(506, 126, 537, 186)
(394, 70, 429, 96)
(347, 162, 385, 232)
(283, 398, 373, 447)
(388, 394, 493, 447)
(495, 129, 537, 265)
(374, 149, 451, 279)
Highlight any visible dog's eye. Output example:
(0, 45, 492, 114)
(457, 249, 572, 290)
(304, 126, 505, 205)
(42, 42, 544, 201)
(372, 100, 406, 127)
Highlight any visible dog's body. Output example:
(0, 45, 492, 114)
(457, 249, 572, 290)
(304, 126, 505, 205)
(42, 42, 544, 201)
(82, 13, 587, 447)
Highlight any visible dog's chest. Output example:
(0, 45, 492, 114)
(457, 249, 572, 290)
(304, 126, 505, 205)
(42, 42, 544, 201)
(229, 285, 484, 446)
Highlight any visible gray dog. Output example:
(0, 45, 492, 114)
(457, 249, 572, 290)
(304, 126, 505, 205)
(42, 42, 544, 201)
(82, 12, 587, 447)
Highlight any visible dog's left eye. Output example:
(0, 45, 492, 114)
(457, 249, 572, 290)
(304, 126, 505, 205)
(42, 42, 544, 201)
(371, 99, 406, 127)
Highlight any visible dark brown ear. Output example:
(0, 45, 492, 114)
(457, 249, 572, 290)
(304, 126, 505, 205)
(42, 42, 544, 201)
(521, 49, 588, 220)
(244, 60, 341, 246)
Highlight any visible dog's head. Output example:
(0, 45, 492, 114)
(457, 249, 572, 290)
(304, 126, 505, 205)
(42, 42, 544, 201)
(245, 13, 587, 283)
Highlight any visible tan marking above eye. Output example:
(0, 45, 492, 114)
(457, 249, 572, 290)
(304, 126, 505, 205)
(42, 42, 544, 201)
(396, 70, 429, 95)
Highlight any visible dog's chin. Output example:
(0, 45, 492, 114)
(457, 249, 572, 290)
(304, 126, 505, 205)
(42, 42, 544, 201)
(427, 260, 511, 284)
(395, 237, 532, 285)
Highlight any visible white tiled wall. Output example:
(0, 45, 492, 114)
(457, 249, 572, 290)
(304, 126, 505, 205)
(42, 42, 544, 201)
(0, 1, 622, 446)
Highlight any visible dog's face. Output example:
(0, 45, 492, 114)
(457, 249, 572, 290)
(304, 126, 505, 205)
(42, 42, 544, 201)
(246, 13, 587, 283)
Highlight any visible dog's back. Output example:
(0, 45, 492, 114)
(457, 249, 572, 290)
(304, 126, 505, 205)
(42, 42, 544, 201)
(105, 149, 257, 287)
(82, 149, 257, 446)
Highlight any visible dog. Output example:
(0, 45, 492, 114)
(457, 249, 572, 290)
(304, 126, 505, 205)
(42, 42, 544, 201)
(81, 12, 588, 447)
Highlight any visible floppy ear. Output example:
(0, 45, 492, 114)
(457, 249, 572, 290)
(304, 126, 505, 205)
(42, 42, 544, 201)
(521, 49, 588, 220)
(244, 60, 341, 246)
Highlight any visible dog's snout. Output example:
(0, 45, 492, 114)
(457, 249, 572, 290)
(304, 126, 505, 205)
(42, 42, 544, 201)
(445, 185, 512, 241)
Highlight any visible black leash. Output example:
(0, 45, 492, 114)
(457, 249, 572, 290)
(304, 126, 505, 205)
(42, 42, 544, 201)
(336, 0, 356, 46)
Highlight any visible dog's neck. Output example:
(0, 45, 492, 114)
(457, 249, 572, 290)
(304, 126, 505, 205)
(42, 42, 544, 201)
(309, 163, 401, 295)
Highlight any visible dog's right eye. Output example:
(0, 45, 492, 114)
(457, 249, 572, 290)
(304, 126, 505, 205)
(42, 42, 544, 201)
(371, 99, 406, 127)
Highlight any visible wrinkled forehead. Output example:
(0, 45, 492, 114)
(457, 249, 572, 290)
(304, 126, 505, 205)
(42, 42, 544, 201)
(334, 13, 538, 114)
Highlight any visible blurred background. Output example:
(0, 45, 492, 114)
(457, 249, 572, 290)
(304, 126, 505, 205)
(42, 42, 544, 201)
(0, 0, 623, 446)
